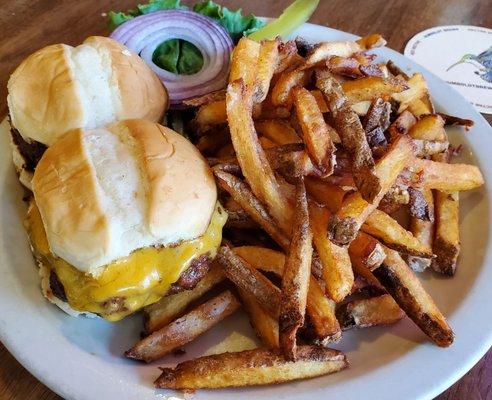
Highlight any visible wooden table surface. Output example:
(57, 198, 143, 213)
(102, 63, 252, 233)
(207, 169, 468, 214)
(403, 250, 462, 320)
(1, 0, 491, 399)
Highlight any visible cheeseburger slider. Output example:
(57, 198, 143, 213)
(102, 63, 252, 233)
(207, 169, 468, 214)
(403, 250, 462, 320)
(25, 119, 226, 321)
(8, 36, 168, 189)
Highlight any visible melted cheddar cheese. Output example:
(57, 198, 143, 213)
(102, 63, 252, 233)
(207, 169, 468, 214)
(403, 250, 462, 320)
(26, 201, 227, 321)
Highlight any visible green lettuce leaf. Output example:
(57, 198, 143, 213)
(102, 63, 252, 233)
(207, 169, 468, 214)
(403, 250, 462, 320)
(152, 39, 204, 75)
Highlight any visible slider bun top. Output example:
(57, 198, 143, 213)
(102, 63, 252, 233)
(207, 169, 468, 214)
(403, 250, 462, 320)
(8, 36, 168, 146)
(32, 119, 217, 275)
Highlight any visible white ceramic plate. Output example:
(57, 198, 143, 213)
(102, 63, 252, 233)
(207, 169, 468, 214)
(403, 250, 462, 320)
(1, 22, 491, 400)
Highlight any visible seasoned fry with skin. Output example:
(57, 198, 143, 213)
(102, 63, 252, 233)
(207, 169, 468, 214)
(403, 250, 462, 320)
(126, 291, 240, 362)
(392, 73, 429, 113)
(372, 247, 454, 347)
(255, 119, 301, 145)
(411, 157, 484, 192)
(154, 346, 348, 389)
(363, 98, 392, 133)
(386, 60, 410, 80)
(183, 89, 226, 107)
(304, 41, 362, 68)
(305, 177, 348, 213)
(271, 68, 312, 106)
(275, 40, 300, 74)
(194, 100, 228, 126)
(412, 139, 449, 158)
(341, 76, 408, 104)
(238, 288, 279, 349)
(337, 294, 404, 330)
(293, 87, 336, 176)
(255, 39, 280, 102)
(230, 37, 260, 89)
(217, 246, 280, 318)
(144, 263, 224, 333)
(310, 89, 329, 113)
(329, 136, 414, 245)
(349, 231, 386, 272)
(280, 181, 313, 360)
(234, 246, 341, 344)
(226, 79, 292, 232)
(356, 33, 387, 50)
(388, 110, 417, 139)
(408, 114, 446, 141)
(213, 169, 290, 250)
(437, 113, 474, 129)
(316, 69, 379, 201)
(408, 188, 435, 272)
(362, 209, 433, 258)
(309, 201, 354, 302)
(225, 209, 258, 229)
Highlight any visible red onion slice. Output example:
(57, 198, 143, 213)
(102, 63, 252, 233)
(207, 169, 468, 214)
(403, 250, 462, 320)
(111, 10, 233, 109)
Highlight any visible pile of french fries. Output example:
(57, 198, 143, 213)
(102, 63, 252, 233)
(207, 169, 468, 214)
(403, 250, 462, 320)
(126, 34, 484, 391)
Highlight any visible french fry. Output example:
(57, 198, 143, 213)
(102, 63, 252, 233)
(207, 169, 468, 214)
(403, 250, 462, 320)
(213, 169, 290, 250)
(154, 346, 348, 389)
(230, 37, 260, 89)
(304, 41, 362, 68)
(310, 89, 329, 113)
(255, 119, 301, 145)
(217, 246, 280, 318)
(328, 136, 414, 245)
(238, 288, 279, 349)
(309, 201, 354, 302)
(356, 33, 387, 50)
(271, 68, 312, 106)
(305, 176, 348, 213)
(144, 263, 225, 333)
(226, 79, 293, 232)
(316, 69, 379, 201)
(279, 182, 313, 359)
(363, 98, 391, 133)
(234, 246, 341, 344)
(350, 100, 371, 116)
(386, 60, 410, 80)
(387, 110, 417, 139)
(293, 87, 336, 176)
(275, 40, 300, 74)
(437, 112, 474, 129)
(372, 247, 454, 347)
(432, 190, 460, 275)
(337, 294, 404, 330)
(392, 73, 429, 113)
(431, 151, 460, 275)
(183, 89, 226, 107)
(126, 291, 240, 362)
(259, 135, 277, 149)
(194, 100, 228, 126)
(411, 157, 484, 191)
(341, 76, 408, 104)
(408, 114, 446, 141)
(408, 188, 435, 272)
(225, 209, 258, 229)
(412, 139, 449, 158)
(362, 209, 433, 258)
(408, 94, 434, 117)
(196, 128, 230, 154)
(408, 187, 433, 221)
(349, 231, 386, 274)
(255, 39, 280, 102)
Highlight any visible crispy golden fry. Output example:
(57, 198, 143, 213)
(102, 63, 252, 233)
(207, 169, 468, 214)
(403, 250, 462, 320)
(408, 188, 435, 272)
(305, 276, 342, 344)
(217, 246, 280, 318)
(238, 288, 279, 349)
(408, 95, 434, 117)
(196, 128, 231, 155)
(275, 40, 300, 74)
(316, 69, 379, 200)
(126, 291, 240, 362)
(155, 346, 348, 389)
(408, 114, 447, 141)
(432, 190, 460, 275)
(230, 37, 260, 89)
(225, 209, 258, 229)
(350, 100, 371, 116)
(293, 87, 336, 176)
(303, 41, 362, 68)
(194, 100, 228, 126)
(226, 80, 292, 232)
(388, 110, 417, 140)
(309, 201, 354, 302)
(362, 209, 433, 258)
(349, 231, 386, 272)
(255, 119, 301, 145)
(305, 177, 347, 213)
(392, 73, 428, 113)
(411, 158, 484, 191)
(213, 169, 290, 250)
(341, 76, 408, 104)
(329, 136, 414, 245)
(259, 135, 277, 149)
(267, 147, 323, 181)
(372, 247, 454, 347)
(412, 139, 449, 158)
(386, 60, 410, 80)
(210, 159, 241, 175)
(408, 186, 433, 221)
(271, 68, 312, 106)
(363, 97, 392, 133)
(430, 151, 460, 275)
(279, 181, 313, 360)
(337, 294, 404, 330)
(356, 33, 387, 49)
(234, 246, 341, 344)
(437, 113, 474, 128)
(183, 89, 226, 107)
(255, 39, 280, 102)
(144, 263, 224, 333)
(310, 89, 329, 113)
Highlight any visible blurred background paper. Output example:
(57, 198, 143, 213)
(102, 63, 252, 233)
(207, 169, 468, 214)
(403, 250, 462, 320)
(404, 25, 491, 114)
